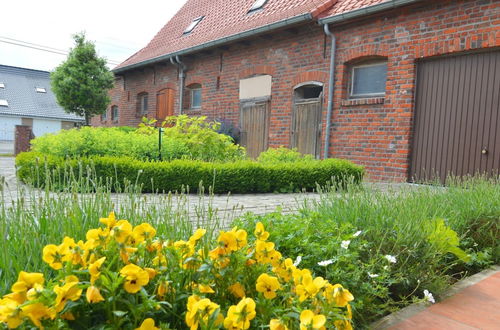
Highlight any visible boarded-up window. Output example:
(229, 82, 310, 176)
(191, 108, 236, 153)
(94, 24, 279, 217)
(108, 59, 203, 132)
(239, 75, 272, 100)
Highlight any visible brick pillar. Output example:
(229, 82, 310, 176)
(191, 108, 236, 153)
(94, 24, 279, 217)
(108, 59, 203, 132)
(14, 125, 35, 155)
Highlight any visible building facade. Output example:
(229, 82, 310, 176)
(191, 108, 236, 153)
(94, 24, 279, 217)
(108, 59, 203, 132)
(93, 0, 500, 181)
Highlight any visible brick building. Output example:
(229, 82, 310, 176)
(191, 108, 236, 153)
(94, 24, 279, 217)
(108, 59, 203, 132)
(93, 0, 500, 182)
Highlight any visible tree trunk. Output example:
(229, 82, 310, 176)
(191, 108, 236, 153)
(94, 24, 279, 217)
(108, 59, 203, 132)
(85, 113, 91, 126)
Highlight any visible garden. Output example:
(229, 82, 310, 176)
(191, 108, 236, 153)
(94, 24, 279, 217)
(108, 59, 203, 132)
(0, 116, 498, 329)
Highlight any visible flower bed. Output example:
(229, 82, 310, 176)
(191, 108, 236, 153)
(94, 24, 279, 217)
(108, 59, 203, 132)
(16, 152, 364, 194)
(0, 213, 355, 329)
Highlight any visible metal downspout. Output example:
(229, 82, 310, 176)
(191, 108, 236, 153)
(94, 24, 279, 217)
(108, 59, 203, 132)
(323, 24, 336, 159)
(170, 56, 187, 114)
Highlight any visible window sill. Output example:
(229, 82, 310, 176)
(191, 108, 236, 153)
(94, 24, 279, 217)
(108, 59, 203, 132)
(341, 97, 385, 106)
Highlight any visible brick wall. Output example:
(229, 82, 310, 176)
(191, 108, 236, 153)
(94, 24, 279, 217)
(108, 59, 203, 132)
(93, 0, 500, 181)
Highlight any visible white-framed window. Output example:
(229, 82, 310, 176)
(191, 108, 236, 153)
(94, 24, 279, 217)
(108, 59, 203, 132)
(0, 82, 5, 89)
(111, 105, 119, 121)
(350, 61, 388, 98)
(101, 110, 107, 121)
(35, 87, 46, 93)
(249, 0, 268, 12)
(138, 93, 148, 114)
(189, 84, 202, 109)
(0, 99, 8, 107)
(184, 16, 204, 34)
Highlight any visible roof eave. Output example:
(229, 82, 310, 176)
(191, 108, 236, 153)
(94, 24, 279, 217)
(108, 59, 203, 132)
(319, 0, 423, 25)
(113, 13, 313, 74)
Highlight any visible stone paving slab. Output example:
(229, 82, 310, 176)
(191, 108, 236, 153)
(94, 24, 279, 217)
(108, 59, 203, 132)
(382, 266, 500, 330)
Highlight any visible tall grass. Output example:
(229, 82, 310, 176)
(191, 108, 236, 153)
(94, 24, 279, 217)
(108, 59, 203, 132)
(0, 167, 234, 294)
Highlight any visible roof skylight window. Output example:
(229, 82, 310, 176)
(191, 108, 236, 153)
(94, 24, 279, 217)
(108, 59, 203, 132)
(249, 0, 268, 12)
(184, 16, 204, 34)
(0, 99, 8, 107)
(35, 87, 47, 93)
(0, 83, 4, 89)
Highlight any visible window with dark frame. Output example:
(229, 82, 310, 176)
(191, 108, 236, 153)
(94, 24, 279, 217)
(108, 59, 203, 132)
(137, 93, 149, 115)
(111, 105, 119, 121)
(101, 110, 107, 121)
(350, 61, 388, 99)
(184, 16, 204, 34)
(249, 0, 268, 12)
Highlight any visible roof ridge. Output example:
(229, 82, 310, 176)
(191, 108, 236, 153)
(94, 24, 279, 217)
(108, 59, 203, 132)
(0, 64, 50, 75)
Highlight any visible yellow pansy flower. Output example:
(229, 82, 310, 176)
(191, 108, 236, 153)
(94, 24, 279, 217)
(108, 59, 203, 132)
(86, 286, 104, 303)
(256, 273, 281, 299)
(224, 297, 256, 330)
(231, 227, 248, 249)
(0, 297, 23, 328)
(255, 240, 275, 264)
(21, 302, 55, 328)
(218, 231, 238, 254)
(157, 281, 170, 299)
(85, 227, 109, 248)
(53, 278, 82, 312)
(254, 222, 270, 241)
(334, 319, 353, 330)
(188, 228, 207, 245)
(88, 257, 106, 284)
(198, 284, 215, 294)
(295, 274, 327, 302)
(42, 243, 71, 270)
(120, 264, 149, 294)
(136, 318, 159, 330)
(274, 258, 296, 282)
(270, 318, 289, 330)
(132, 223, 156, 244)
(111, 219, 133, 243)
(300, 310, 326, 330)
(228, 283, 245, 298)
(185, 296, 221, 330)
(324, 284, 354, 307)
(99, 211, 117, 229)
(11, 271, 44, 294)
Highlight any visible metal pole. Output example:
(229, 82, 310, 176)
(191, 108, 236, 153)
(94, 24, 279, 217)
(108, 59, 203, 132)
(158, 127, 162, 161)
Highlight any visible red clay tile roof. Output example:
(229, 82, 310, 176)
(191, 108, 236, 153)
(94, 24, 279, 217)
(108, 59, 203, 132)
(115, 0, 393, 71)
(321, 0, 390, 17)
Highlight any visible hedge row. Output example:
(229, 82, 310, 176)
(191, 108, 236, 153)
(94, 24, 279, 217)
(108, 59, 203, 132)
(16, 152, 364, 194)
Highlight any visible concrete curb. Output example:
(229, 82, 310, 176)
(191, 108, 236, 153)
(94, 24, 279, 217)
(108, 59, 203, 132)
(371, 265, 500, 329)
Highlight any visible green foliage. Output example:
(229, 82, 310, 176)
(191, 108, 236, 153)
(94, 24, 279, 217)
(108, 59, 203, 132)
(51, 33, 115, 125)
(258, 147, 315, 163)
(30, 116, 246, 162)
(16, 151, 364, 194)
(233, 180, 500, 327)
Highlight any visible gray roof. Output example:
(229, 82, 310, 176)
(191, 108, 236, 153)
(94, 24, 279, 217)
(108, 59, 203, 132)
(0, 65, 84, 122)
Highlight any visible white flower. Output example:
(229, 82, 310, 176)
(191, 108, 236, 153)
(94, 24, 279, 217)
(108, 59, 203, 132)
(383, 265, 389, 270)
(384, 255, 397, 263)
(368, 273, 380, 278)
(353, 230, 362, 237)
(341, 240, 351, 249)
(318, 259, 334, 267)
(423, 290, 435, 304)
(293, 256, 302, 266)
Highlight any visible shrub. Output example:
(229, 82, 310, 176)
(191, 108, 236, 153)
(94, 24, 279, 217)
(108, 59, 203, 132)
(257, 147, 315, 163)
(0, 214, 354, 329)
(30, 116, 246, 162)
(16, 152, 364, 194)
(233, 180, 500, 327)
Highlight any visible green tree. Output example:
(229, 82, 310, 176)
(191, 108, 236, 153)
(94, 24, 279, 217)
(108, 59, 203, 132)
(51, 33, 114, 125)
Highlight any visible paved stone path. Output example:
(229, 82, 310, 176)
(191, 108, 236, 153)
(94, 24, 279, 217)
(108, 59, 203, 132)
(374, 267, 500, 329)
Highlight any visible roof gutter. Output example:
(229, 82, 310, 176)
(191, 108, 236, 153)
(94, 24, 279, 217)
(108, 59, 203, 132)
(319, 0, 423, 25)
(113, 13, 312, 74)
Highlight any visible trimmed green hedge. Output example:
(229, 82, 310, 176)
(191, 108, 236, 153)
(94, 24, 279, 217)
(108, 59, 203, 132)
(16, 152, 364, 194)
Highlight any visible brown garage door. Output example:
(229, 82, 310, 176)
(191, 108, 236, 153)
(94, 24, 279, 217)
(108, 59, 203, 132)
(410, 50, 500, 183)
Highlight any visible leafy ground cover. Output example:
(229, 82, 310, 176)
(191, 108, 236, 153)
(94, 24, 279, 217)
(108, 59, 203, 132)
(234, 178, 499, 328)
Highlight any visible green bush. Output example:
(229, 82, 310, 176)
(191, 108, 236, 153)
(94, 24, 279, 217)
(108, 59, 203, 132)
(233, 180, 500, 327)
(30, 116, 246, 162)
(257, 146, 315, 163)
(16, 151, 364, 194)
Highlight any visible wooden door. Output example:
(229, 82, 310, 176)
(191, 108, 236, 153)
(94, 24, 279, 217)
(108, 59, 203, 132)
(156, 89, 175, 122)
(240, 100, 269, 158)
(291, 98, 322, 157)
(410, 50, 500, 183)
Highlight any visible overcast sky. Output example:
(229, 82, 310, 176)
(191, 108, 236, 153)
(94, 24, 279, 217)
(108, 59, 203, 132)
(0, 0, 188, 72)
